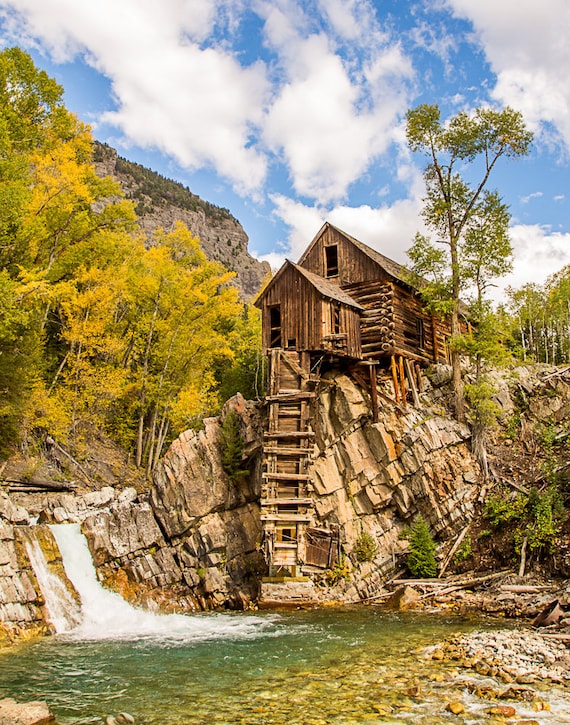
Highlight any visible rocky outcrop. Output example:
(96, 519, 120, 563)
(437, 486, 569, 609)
(2, 364, 568, 636)
(0, 493, 76, 643)
(78, 394, 265, 611)
(93, 143, 270, 301)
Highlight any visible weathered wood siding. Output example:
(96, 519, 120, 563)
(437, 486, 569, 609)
(300, 226, 389, 286)
(259, 265, 361, 357)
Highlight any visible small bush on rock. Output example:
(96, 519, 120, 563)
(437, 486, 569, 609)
(353, 531, 378, 562)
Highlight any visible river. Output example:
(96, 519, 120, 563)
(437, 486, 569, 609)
(1, 525, 569, 724)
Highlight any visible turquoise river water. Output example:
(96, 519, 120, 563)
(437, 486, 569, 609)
(2, 524, 570, 724)
(2, 607, 570, 725)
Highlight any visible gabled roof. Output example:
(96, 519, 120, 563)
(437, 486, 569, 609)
(298, 222, 411, 287)
(291, 262, 364, 309)
(254, 259, 363, 310)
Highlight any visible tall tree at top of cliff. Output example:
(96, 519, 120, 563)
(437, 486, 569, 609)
(406, 104, 533, 423)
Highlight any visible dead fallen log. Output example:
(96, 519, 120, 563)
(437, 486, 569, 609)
(500, 585, 556, 594)
(539, 633, 570, 642)
(419, 570, 510, 600)
(1, 478, 77, 492)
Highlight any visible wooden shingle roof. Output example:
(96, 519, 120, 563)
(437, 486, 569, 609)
(254, 259, 364, 309)
(290, 262, 364, 309)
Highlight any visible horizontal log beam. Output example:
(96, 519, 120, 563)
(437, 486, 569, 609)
(264, 431, 316, 439)
(262, 472, 311, 481)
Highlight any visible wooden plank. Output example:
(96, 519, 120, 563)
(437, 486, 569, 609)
(265, 392, 316, 402)
(264, 431, 316, 439)
(261, 514, 313, 522)
(263, 447, 312, 455)
(262, 498, 313, 505)
(262, 472, 311, 481)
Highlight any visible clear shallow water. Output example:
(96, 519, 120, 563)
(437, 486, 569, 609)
(3, 607, 570, 725)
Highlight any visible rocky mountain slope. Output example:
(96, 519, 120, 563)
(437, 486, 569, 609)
(92, 142, 270, 301)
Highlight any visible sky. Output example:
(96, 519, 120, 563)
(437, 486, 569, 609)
(0, 0, 569, 301)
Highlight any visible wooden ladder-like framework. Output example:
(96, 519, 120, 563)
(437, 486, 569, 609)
(261, 349, 317, 575)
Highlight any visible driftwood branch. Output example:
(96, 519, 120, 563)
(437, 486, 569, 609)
(439, 525, 469, 578)
(419, 570, 510, 600)
(500, 585, 556, 593)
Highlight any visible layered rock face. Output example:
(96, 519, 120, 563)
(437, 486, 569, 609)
(82, 397, 265, 612)
(93, 143, 270, 300)
(3, 364, 568, 638)
(0, 493, 78, 643)
(307, 370, 480, 600)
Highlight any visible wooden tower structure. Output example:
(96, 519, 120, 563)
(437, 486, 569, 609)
(255, 222, 465, 575)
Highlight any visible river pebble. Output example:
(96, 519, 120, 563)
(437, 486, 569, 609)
(430, 628, 570, 684)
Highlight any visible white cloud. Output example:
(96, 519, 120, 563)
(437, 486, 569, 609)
(497, 224, 570, 297)
(445, 0, 570, 148)
(520, 191, 543, 205)
(0, 0, 269, 193)
(259, 1, 414, 203)
(1, 0, 415, 202)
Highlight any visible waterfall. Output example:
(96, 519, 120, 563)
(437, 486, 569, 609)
(25, 535, 82, 633)
(31, 523, 276, 642)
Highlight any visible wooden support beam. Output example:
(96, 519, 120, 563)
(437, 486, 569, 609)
(390, 354, 400, 403)
(398, 355, 406, 407)
(369, 362, 379, 423)
(404, 357, 421, 407)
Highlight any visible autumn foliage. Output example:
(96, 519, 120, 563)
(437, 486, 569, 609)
(0, 48, 259, 468)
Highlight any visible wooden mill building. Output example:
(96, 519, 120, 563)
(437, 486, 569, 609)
(254, 223, 456, 576)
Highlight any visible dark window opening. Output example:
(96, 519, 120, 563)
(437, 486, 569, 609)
(333, 305, 341, 334)
(270, 305, 282, 348)
(325, 245, 339, 277)
(416, 317, 425, 350)
(287, 338, 297, 349)
(277, 527, 297, 542)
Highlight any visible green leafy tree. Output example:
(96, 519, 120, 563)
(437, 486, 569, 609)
(406, 104, 533, 422)
(213, 304, 266, 403)
(0, 49, 244, 468)
(507, 266, 570, 365)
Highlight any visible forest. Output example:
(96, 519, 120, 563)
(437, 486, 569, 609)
(0, 47, 568, 473)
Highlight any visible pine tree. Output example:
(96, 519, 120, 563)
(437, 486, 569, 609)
(406, 516, 437, 578)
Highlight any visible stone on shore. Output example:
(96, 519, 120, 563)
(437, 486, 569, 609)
(0, 698, 57, 725)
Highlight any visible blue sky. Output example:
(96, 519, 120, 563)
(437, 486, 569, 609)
(1, 0, 569, 299)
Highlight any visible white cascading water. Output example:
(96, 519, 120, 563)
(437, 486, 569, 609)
(37, 523, 276, 642)
(25, 536, 82, 633)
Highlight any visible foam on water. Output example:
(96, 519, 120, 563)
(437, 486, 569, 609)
(47, 523, 278, 643)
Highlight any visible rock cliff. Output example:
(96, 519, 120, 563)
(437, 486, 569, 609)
(1, 363, 569, 640)
(93, 142, 270, 301)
